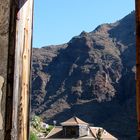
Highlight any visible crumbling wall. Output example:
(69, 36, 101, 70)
(0, 0, 11, 139)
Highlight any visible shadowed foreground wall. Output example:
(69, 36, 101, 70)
(0, 0, 11, 139)
(0, 0, 18, 139)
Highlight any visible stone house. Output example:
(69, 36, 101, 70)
(46, 117, 118, 140)
(61, 117, 89, 138)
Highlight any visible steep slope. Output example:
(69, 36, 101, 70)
(32, 11, 137, 139)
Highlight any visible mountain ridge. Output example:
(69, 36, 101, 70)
(32, 11, 137, 139)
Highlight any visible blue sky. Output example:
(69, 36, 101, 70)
(33, 0, 135, 48)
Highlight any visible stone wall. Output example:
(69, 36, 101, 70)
(0, 0, 11, 139)
(79, 125, 88, 137)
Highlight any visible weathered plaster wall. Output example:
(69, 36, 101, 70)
(0, 0, 11, 139)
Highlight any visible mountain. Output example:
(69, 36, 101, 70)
(31, 11, 137, 139)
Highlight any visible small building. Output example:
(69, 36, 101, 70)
(61, 117, 89, 138)
(46, 116, 118, 140)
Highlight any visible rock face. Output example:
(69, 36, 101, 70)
(32, 11, 137, 139)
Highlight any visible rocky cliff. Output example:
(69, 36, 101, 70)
(32, 11, 137, 139)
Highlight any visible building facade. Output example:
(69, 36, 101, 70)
(46, 117, 117, 140)
(61, 117, 89, 138)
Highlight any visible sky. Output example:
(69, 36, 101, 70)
(33, 0, 135, 48)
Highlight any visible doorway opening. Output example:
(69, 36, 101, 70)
(30, 1, 137, 140)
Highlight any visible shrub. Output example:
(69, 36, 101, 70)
(47, 125, 53, 131)
(30, 131, 38, 140)
(31, 115, 42, 130)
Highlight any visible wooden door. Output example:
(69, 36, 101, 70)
(11, 0, 34, 140)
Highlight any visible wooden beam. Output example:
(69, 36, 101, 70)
(11, 0, 33, 140)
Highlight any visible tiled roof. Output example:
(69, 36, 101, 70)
(46, 126, 118, 139)
(46, 117, 118, 139)
(46, 126, 93, 139)
(46, 126, 63, 139)
(61, 117, 88, 126)
(90, 127, 118, 140)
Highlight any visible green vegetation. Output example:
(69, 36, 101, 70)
(30, 131, 38, 140)
(30, 115, 54, 138)
(47, 125, 53, 132)
(31, 116, 42, 131)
